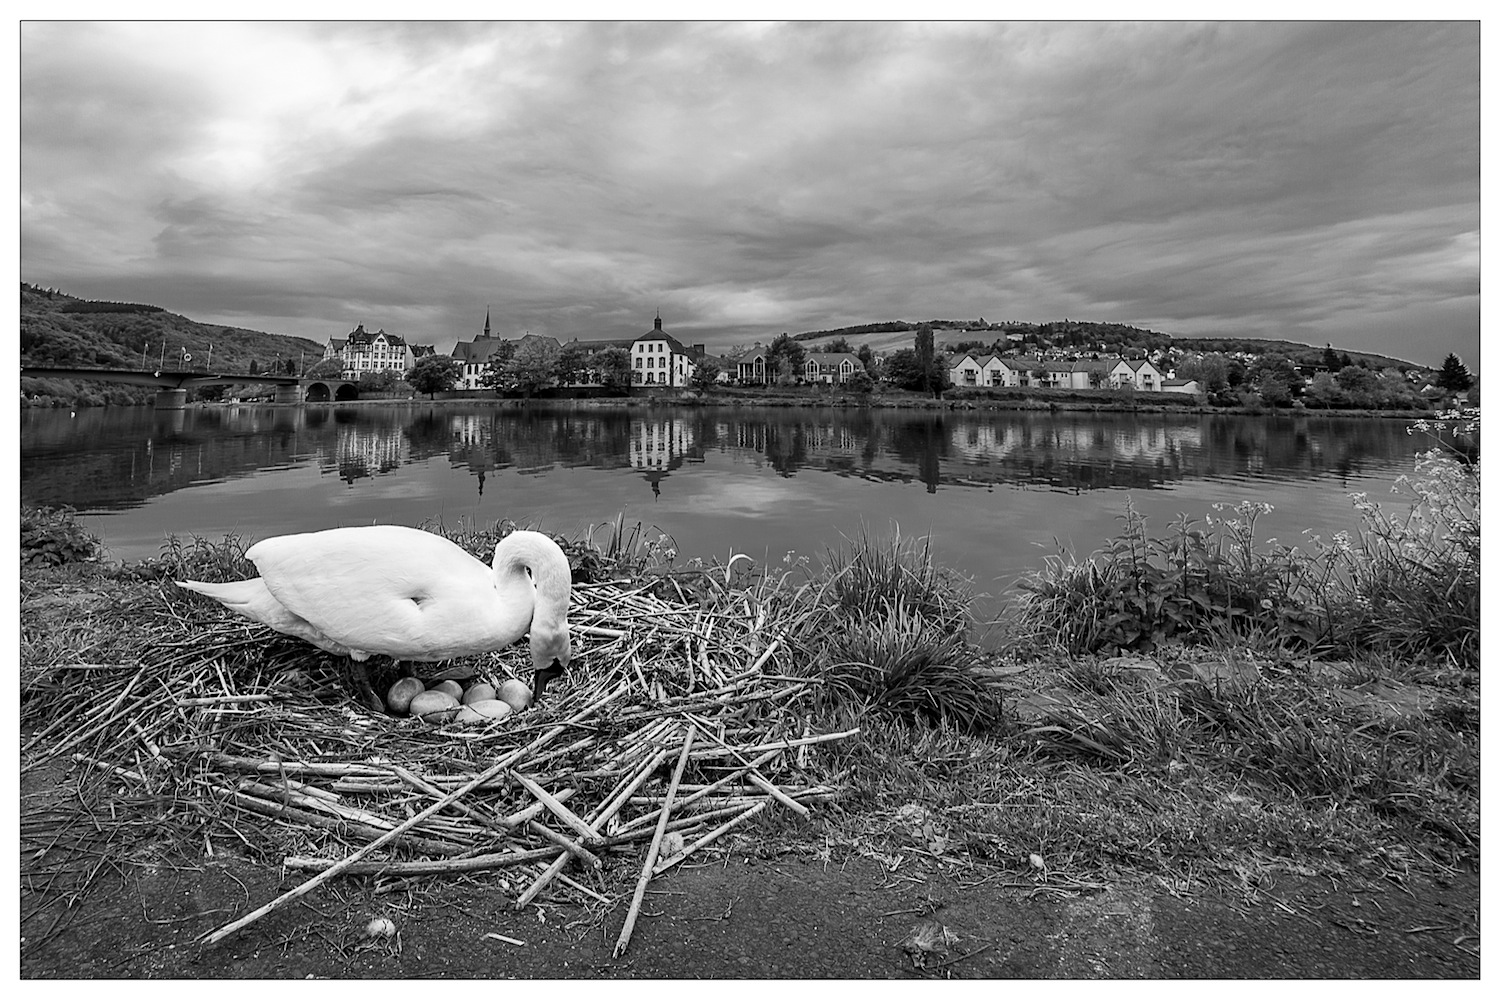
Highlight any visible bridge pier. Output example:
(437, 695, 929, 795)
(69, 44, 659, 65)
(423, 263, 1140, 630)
(153, 388, 188, 410)
(275, 383, 302, 404)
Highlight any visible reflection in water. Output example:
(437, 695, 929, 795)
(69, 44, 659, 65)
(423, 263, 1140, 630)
(21, 404, 1425, 513)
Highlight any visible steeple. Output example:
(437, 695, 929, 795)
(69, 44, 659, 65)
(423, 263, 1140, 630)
(483, 308, 492, 339)
(654, 310, 662, 332)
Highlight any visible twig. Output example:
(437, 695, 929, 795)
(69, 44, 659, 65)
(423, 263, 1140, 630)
(614, 724, 696, 957)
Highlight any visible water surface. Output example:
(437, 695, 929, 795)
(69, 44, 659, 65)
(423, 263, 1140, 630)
(22, 403, 1427, 615)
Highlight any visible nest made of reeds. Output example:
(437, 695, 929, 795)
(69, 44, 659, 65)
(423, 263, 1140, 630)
(21, 568, 857, 952)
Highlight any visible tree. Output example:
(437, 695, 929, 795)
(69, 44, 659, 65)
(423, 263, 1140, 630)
(407, 355, 461, 398)
(477, 341, 519, 391)
(856, 344, 875, 371)
(595, 347, 633, 390)
(820, 337, 853, 354)
(765, 333, 805, 385)
(503, 338, 560, 398)
(882, 349, 926, 391)
(914, 326, 936, 396)
(1436, 353, 1473, 393)
(553, 343, 589, 386)
(305, 357, 343, 379)
(845, 368, 875, 396)
(1248, 356, 1303, 399)
(1321, 344, 1342, 371)
(690, 357, 721, 393)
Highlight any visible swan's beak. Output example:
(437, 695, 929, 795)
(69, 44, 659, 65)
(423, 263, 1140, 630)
(532, 658, 566, 703)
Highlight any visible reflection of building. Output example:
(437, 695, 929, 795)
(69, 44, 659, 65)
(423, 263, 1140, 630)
(324, 324, 416, 379)
(629, 417, 695, 470)
(327, 423, 410, 482)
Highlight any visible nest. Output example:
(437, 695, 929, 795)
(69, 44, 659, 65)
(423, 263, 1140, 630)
(22, 575, 856, 952)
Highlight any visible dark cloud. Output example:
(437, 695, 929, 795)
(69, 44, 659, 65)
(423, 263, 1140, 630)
(19, 21, 1479, 368)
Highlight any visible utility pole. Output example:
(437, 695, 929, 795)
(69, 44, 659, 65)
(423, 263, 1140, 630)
(141, 343, 149, 370)
(160, 342, 166, 369)
(207, 345, 214, 371)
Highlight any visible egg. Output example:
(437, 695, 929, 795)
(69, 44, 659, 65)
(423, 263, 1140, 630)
(431, 679, 464, 700)
(496, 679, 533, 712)
(454, 704, 486, 724)
(386, 677, 426, 714)
(461, 682, 496, 705)
(464, 698, 514, 721)
(408, 689, 460, 721)
(365, 917, 397, 939)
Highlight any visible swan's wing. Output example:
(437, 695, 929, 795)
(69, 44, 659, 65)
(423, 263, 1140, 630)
(247, 525, 504, 658)
(176, 578, 354, 656)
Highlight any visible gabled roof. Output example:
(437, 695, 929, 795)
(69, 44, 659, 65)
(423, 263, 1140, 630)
(410, 344, 437, 358)
(634, 329, 694, 355)
(807, 352, 862, 368)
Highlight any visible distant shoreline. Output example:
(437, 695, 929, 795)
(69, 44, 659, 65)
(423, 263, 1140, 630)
(180, 393, 1431, 420)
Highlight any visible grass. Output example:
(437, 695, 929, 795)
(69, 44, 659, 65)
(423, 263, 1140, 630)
(19, 473, 1480, 907)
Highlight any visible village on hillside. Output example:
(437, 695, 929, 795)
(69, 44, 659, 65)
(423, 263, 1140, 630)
(311, 311, 1465, 411)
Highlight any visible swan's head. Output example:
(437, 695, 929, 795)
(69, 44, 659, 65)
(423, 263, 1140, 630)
(529, 620, 570, 702)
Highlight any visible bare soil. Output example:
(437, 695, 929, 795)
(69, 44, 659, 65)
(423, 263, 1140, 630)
(20, 841, 1478, 979)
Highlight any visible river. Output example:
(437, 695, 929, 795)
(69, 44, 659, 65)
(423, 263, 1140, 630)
(21, 403, 1428, 622)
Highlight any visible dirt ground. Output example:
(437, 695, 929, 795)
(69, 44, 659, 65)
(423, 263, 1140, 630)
(19, 840, 1479, 980)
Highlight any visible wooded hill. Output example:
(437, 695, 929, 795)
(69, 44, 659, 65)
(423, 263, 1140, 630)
(794, 317, 1427, 372)
(20, 283, 325, 375)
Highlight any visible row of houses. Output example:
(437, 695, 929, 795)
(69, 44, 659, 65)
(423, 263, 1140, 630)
(947, 353, 1200, 394)
(321, 314, 1202, 395)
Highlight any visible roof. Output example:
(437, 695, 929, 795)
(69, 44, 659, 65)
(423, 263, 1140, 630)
(807, 352, 862, 368)
(409, 345, 437, 358)
(451, 338, 505, 364)
(567, 337, 636, 352)
(1161, 378, 1199, 387)
(633, 329, 694, 355)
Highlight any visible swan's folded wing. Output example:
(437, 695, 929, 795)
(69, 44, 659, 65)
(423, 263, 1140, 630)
(247, 526, 496, 657)
(176, 578, 354, 656)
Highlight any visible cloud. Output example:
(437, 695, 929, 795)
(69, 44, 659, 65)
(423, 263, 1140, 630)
(20, 21, 1479, 367)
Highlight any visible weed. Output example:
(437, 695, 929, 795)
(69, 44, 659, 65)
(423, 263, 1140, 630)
(21, 506, 103, 568)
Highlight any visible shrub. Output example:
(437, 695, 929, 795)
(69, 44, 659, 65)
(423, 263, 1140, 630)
(21, 506, 103, 567)
(1014, 407, 1480, 669)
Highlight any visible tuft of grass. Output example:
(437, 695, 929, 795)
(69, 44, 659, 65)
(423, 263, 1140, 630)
(771, 528, 1002, 731)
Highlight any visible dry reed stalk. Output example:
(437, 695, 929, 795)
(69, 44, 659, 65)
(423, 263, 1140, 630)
(686, 713, 810, 819)
(653, 800, 769, 875)
(614, 724, 695, 957)
(513, 746, 671, 910)
(523, 821, 603, 869)
(221, 789, 465, 857)
(389, 764, 510, 836)
(202, 695, 617, 946)
(282, 846, 559, 875)
(509, 773, 604, 845)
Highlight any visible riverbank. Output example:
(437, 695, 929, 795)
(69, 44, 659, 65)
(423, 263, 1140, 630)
(19, 506, 1479, 978)
(177, 388, 1434, 420)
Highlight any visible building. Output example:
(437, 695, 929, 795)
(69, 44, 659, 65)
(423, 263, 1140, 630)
(631, 314, 702, 388)
(737, 349, 771, 384)
(451, 311, 507, 390)
(804, 352, 864, 384)
(1111, 358, 1164, 392)
(323, 324, 414, 380)
(1160, 378, 1202, 395)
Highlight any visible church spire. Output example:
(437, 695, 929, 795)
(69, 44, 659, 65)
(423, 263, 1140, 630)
(483, 308, 492, 338)
(654, 309, 662, 332)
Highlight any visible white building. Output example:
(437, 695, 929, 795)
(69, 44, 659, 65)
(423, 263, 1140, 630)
(631, 314, 702, 387)
(324, 324, 414, 379)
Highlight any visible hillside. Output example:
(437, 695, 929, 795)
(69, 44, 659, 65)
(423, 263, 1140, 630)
(794, 318, 1427, 371)
(20, 284, 325, 375)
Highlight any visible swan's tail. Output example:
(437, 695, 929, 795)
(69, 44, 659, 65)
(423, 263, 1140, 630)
(176, 579, 356, 657)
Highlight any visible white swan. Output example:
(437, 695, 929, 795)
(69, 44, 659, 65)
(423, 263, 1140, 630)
(177, 525, 572, 703)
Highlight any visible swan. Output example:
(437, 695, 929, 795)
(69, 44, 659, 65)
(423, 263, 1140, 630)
(176, 525, 572, 707)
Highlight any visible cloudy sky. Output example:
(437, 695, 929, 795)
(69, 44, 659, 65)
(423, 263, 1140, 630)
(19, 19, 1480, 367)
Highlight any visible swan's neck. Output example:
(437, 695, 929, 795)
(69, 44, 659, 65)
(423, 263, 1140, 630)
(491, 531, 570, 608)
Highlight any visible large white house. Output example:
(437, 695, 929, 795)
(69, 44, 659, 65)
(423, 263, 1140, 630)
(324, 324, 415, 379)
(632, 314, 702, 387)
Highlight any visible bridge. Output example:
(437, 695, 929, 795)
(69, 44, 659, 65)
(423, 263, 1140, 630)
(20, 366, 362, 408)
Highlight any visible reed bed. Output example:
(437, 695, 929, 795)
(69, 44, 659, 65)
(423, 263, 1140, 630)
(20, 564, 858, 951)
